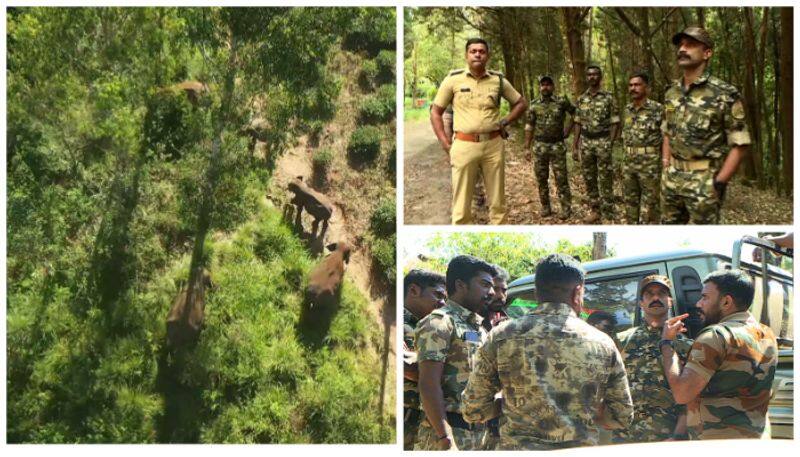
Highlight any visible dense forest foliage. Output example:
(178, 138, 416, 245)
(405, 7, 793, 197)
(7, 7, 395, 443)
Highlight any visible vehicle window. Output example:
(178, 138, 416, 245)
(507, 290, 537, 319)
(747, 272, 793, 347)
(584, 275, 647, 331)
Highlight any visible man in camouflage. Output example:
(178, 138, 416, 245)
(622, 72, 664, 224)
(414, 255, 497, 450)
(573, 65, 620, 224)
(462, 254, 633, 450)
(613, 275, 691, 444)
(661, 270, 778, 439)
(403, 269, 447, 450)
(524, 75, 576, 220)
(661, 27, 750, 224)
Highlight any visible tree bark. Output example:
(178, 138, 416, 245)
(779, 7, 793, 196)
(592, 233, 608, 260)
(561, 7, 589, 97)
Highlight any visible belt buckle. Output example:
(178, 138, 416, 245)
(478, 133, 490, 142)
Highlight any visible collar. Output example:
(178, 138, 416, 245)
(677, 69, 711, 91)
(583, 88, 607, 98)
(403, 307, 418, 326)
(465, 67, 490, 80)
(444, 299, 483, 326)
(531, 302, 577, 317)
(627, 99, 651, 111)
(719, 311, 752, 324)
(538, 94, 556, 103)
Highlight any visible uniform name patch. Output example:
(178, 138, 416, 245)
(464, 331, 481, 343)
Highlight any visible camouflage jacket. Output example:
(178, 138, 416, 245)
(662, 71, 751, 161)
(575, 89, 620, 135)
(622, 99, 664, 148)
(527, 95, 576, 140)
(415, 299, 486, 414)
(613, 323, 692, 443)
(404, 308, 420, 409)
(462, 302, 633, 450)
(684, 311, 778, 439)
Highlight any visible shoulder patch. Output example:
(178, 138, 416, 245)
(731, 99, 746, 120)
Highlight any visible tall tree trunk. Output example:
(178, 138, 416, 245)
(695, 7, 705, 27)
(592, 233, 608, 260)
(561, 7, 589, 97)
(779, 8, 793, 196)
(742, 8, 763, 186)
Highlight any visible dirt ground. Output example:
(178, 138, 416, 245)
(403, 119, 793, 225)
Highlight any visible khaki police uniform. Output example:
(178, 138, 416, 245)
(434, 69, 522, 225)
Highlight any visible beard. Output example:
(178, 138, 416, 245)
(700, 299, 723, 326)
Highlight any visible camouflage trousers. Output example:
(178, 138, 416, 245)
(580, 136, 614, 217)
(622, 152, 661, 224)
(661, 166, 721, 224)
(533, 141, 571, 212)
(414, 419, 486, 450)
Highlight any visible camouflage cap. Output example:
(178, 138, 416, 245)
(639, 274, 673, 299)
(538, 74, 554, 84)
(672, 26, 714, 49)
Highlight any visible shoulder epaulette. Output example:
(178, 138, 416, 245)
(707, 76, 738, 94)
(448, 69, 465, 76)
(487, 70, 504, 77)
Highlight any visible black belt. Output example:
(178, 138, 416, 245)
(583, 130, 610, 139)
(404, 407, 421, 425)
(446, 411, 483, 431)
(534, 135, 563, 144)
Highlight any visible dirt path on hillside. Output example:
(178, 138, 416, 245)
(403, 120, 793, 225)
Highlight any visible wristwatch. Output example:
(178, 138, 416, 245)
(659, 339, 674, 351)
(499, 118, 509, 128)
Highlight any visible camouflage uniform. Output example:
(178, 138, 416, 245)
(414, 299, 487, 450)
(622, 99, 664, 224)
(462, 302, 633, 450)
(527, 95, 576, 213)
(403, 308, 422, 450)
(575, 89, 620, 218)
(661, 70, 750, 224)
(613, 324, 692, 443)
(683, 311, 778, 439)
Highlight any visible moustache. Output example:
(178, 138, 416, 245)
(677, 53, 690, 59)
(648, 299, 665, 308)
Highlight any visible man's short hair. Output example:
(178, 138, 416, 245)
(703, 269, 755, 311)
(446, 255, 497, 295)
(629, 71, 650, 85)
(465, 37, 489, 52)
(534, 254, 585, 301)
(587, 310, 617, 327)
(493, 265, 510, 282)
(404, 269, 446, 295)
(586, 65, 603, 76)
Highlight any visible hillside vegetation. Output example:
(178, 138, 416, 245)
(6, 7, 395, 443)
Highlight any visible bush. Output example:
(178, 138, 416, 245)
(375, 50, 395, 85)
(371, 234, 396, 285)
(357, 84, 395, 125)
(358, 59, 378, 90)
(369, 199, 395, 237)
(312, 148, 334, 184)
(347, 126, 382, 165)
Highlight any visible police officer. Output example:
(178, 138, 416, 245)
(573, 65, 620, 224)
(524, 75, 576, 220)
(462, 254, 633, 450)
(613, 275, 691, 443)
(414, 255, 497, 450)
(661, 27, 750, 224)
(622, 72, 664, 224)
(660, 270, 778, 439)
(431, 38, 528, 225)
(403, 270, 447, 450)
